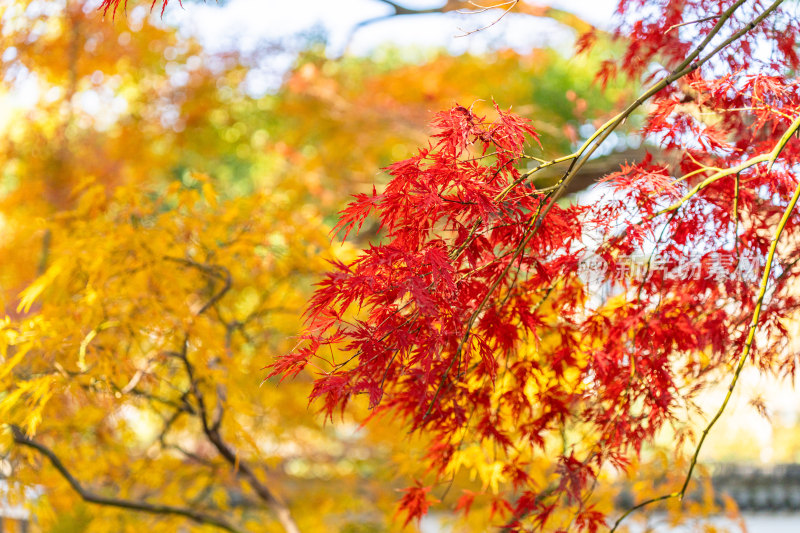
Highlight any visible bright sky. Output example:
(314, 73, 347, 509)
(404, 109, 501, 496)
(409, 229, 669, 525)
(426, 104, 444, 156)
(169, 0, 618, 51)
(160, 0, 618, 94)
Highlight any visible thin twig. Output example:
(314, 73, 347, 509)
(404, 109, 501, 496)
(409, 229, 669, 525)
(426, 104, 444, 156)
(176, 341, 300, 533)
(667, 15, 721, 32)
(456, 0, 519, 37)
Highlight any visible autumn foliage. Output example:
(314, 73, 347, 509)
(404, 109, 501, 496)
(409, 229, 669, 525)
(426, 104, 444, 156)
(2, 0, 647, 530)
(4, 0, 800, 532)
(268, 1, 800, 531)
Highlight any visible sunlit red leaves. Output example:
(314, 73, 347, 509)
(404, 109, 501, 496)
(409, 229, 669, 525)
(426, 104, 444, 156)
(431, 103, 539, 157)
(613, 0, 800, 79)
(272, 104, 600, 527)
(396, 482, 438, 527)
(332, 185, 379, 241)
(574, 507, 606, 533)
(279, 89, 800, 530)
(267, 2, 800, 530)
(99, 0, 177, 18)
(556, 454, 596, 504)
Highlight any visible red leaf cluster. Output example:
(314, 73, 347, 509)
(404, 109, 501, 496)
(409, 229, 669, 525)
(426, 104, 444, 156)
(396, 482, 438, 527)
(271, 2, 800, 530)
(99, 0, 178, 19)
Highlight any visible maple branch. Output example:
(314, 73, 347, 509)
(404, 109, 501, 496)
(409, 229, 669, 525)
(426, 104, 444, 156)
(151, 408, 222, 468)
(36, 229, 51, 276)
(609, 150, 800, 533)
(450, 0, 782, 295)
(346, 0, 445, 41)
(590, 111, 800, 268)
(656, 115, 800, 217)
(176, 342, 301, 533)
(126, 385, 196, 415)
(667, 15, 721, 32)
(10, 426, 245, 533)
(163, 256, 232, 315)
(678, 175, 800, 491)
(424, 195, 548, 418)
(374, 0, 443, 16)
(455, 1, 519, 37)
(463, 0, 786, 340)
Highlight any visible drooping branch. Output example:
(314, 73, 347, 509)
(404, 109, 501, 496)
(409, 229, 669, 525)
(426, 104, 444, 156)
(418, 0, 787, 418)
(609, 112, 800, 532)
(373, 0, 447, 16)
(10, 425, 245, 533)
(448, 0, 780, 277)
(656, 115, 800, 217)
(481, 0, 788, 268)
(542, 0, 782, 207)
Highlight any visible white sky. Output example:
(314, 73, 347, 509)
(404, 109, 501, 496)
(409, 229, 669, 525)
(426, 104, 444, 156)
(158, 0, 618, 94)
(166, 0, 619, 56)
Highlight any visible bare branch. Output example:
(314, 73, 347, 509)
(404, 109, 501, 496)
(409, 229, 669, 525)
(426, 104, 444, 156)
(455, 1, 519, 37)
(667, 14, 720, 32)
(344, 0, 596, 48)
(373, 0, 444, 16)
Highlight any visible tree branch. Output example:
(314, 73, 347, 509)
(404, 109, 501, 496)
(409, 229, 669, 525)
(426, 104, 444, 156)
(374, 0, 445, 16)
(345, 0, 596, 50)
(163, 256, 232, 315)
(176, 341, 301, 533)
(10, 426, 245, 533)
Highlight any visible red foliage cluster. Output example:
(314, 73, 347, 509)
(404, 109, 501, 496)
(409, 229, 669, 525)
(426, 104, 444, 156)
(99, 0, 177, 18)
(614, 0, 800, 80)
(270, 1, 800, 530)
